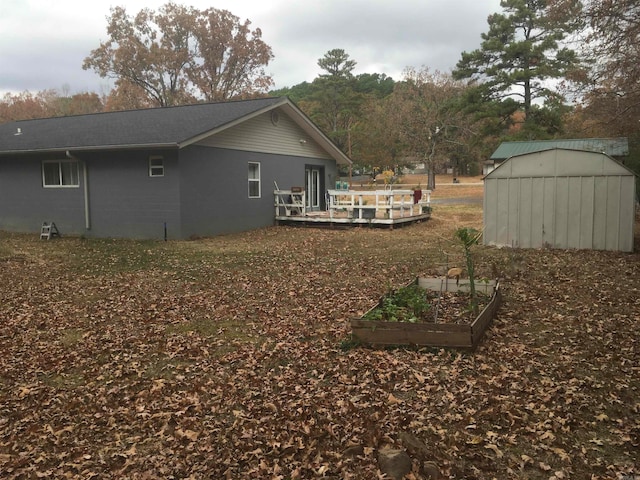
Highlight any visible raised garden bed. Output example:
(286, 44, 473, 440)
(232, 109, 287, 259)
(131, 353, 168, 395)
(350, 277, 501, 350)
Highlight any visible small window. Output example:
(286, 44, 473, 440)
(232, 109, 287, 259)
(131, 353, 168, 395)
(42, 160, 79, 187)
(149, 156, 164, 177)
(248, 162, 261, 198)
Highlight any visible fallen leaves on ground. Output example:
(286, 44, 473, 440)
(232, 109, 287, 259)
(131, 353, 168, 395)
(0, 206, 638, 479)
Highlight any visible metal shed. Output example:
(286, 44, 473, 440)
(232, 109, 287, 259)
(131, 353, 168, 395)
(483, 148, 637, 252)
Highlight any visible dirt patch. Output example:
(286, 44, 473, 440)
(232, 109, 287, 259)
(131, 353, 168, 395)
(426, 289, 491, 324)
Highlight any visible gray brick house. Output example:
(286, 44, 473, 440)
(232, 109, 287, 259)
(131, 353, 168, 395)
(0, 97, 350, 239)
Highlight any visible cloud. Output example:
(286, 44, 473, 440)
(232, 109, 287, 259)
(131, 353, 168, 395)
(0, 0, 502, 95)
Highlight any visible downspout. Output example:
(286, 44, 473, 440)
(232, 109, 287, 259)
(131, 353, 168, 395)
(66, 150, 91, 230)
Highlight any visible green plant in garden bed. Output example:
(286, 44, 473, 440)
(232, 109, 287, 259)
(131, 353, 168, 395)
(362, 284, 431, 323)
(454, 226, 482, 316)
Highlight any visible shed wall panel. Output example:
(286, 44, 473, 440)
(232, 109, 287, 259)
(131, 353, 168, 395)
(530, 178, 545, 248)
(519, 178, 532, 248)
(483, 149, 636, 252)
(512, 156, 547, 177)
(565, 177, 581, 249)
(554, 177, 569, 248)
(580, 177, 595, 249)
(495, 178, 509, 245)
(605, 176, 621, 250)
(508, 179, 520, 246)
(482, 179, 497, 245)
(592, 176, 607, 250)
(619, 177, 636, 252)
(542, 177, 556, 247)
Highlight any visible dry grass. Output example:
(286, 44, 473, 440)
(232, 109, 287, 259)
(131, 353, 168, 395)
(1, 194, 639, 479)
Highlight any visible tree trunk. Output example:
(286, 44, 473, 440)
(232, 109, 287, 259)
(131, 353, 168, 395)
(427, 169, 436, 190)
(426, 140, 438, 190)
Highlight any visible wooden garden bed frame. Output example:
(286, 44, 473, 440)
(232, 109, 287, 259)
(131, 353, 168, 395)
(350, 278, 501, 350)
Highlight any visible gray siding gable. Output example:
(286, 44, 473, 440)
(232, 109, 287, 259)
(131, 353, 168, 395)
(194, 109, 332, 159)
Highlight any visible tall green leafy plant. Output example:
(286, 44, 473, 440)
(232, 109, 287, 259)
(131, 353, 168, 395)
(455, 227, 482, 316)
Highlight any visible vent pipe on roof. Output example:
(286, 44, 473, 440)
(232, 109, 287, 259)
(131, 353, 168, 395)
(14, 128, 22, 136)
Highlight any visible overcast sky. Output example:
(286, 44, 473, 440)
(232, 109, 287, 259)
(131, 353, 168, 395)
(0, 0, 503, 96)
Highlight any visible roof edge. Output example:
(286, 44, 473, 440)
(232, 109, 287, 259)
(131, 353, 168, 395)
(0, 143, 179, 156)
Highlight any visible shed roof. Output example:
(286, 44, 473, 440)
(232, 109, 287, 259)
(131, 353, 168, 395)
(0, 96, 351, 165)
(485, 148, 636, 179)
(490, 138, 629, 160)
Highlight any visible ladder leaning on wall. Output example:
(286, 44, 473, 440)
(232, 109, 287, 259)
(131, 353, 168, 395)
(40, 222, 60, 240)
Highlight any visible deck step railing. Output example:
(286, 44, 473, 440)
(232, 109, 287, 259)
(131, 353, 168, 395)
(274, 189, 306, 217)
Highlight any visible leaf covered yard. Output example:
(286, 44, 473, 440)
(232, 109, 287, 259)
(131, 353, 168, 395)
(1, 204, 639, 479)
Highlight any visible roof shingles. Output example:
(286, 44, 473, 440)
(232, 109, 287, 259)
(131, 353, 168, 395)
(0, 97, 283, 154)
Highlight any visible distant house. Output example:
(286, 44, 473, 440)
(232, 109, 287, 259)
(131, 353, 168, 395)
(484, 148, 636, 252)
(484, 138, 629, 175)
(0, 97, 351, 239)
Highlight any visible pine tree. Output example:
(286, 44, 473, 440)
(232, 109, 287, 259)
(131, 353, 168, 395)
(453, 0, 582, 132)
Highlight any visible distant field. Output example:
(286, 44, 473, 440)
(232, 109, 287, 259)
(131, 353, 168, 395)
(398, 174, 485, 201)
(343, 174, 485, 200)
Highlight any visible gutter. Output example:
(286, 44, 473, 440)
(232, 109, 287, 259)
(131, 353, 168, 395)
(0, 143, 180, 157)
(66, 150, 91, 231)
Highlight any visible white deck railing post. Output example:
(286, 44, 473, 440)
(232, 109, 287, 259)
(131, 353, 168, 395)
(320, 188, 431, 223)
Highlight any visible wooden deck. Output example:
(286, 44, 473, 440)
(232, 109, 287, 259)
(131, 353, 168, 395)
(274, 188, 432, 229)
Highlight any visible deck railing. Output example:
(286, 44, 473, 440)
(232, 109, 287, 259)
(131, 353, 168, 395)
(274, 189, 306, 217)
(327, 189, 431, 220)
(275, 188, 431, 221)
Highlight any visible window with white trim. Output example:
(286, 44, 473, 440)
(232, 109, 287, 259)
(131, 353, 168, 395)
(42, 160, 79, 187)
(149, 156, 164, 177)
(248, 162, 261, 198)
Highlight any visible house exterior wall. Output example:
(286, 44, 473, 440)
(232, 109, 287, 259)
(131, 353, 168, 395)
(484, 150, 636, 252)
(83, 150, 181, 239)
(0, 144, 339, 240)
(0, 155, 86, 234)
(0, 150, 182, 239)
(178, 145, 337, 238)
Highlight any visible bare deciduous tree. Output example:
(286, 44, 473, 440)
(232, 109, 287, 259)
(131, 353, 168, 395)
(578, 0, 640, 136)
(394, 68, 471, 189)
(83, 3, 274, 107)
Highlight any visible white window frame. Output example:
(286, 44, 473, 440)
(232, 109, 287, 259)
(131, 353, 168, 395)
(248, 162, 261, 198)
(42, 160, 79, 188)
(149, 156, 165, 177)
